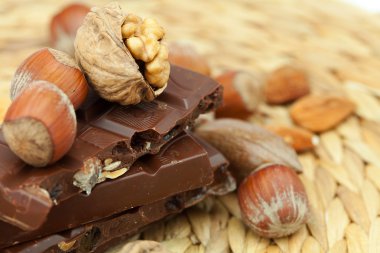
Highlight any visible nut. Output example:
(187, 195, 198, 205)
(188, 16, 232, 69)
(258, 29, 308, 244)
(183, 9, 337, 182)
(264, 66, 310, 104)
(266, 125, 319, 152)
(168, 42, 211, 76)
(145, 45, 170, 88)
(100, 167, 128, 179)
(10, 48, 88, 109)
(140, 18, 165, 40)
(290, 95, 355, 132)
(195, 119, 302, 182)
(3, 81, 77, 167)
(122, 15, 168, 88)
(50, 3, 90, 56)
(75, 3, 169, 105)
(238, 164, 309, 238)
(73, 157, 103, 195)
(73, 158, 129, 194)
(121, 14, 142, 39)
(215, 71, 263, 119)
(58, 240, 76, 252)
(126, 36, 160, 62)
(103, 160, 122, 171)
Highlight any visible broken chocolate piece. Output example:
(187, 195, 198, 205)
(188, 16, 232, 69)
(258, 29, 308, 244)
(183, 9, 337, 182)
(0, 65, 222, 232)
(3, 134, 233, 253)
(3, 188, 207, 253)
(0, 133, 214, 248)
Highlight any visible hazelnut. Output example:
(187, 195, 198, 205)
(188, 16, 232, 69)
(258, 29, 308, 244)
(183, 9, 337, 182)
(264, 66, 310, 105)
(49, 3, 90, 56)
(3, 81, 77, 167)
(215, 71, 263, 119)
(168, 42, 211, 76)
(238, 164, 309, 238)
(10, 48, 88, 109)
(75, 3, 170, 105)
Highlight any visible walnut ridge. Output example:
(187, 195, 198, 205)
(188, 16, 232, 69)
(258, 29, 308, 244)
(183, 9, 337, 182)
(75, 2, 169, 105)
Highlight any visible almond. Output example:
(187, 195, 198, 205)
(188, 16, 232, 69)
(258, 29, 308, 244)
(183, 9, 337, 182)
(195, 119, 302, 182)
(266, 125, 319, 152)
(290, 95, 355, 133)
(215, 71, 263, 119)
(264, 66, 310, 104)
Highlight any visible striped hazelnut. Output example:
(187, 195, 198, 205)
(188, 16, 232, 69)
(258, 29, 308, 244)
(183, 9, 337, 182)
(238, 164, 309, 238)
(10, 48, 88, 109)
(3, 81, 77, 167)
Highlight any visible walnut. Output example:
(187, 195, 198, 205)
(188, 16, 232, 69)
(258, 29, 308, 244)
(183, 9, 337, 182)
(145, 45, 170, 88)
(74, 3, 169, 105)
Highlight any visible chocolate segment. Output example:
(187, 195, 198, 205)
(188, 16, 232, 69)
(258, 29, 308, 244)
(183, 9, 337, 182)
(3, 188, 207, 253)
(0, 65, 222, 232)
(2, 133, 234, 253)
(0, 133, 215, 248)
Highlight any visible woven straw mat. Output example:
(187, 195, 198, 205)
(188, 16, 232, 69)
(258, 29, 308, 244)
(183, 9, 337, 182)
(1, 0, 380, 252)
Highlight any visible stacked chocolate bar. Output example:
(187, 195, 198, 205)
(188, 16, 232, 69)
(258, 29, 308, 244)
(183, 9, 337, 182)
(0, 66, 236, 253)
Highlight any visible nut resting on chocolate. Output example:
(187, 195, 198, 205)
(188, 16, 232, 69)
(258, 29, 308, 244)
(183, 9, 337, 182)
(75, 2, 170, 105)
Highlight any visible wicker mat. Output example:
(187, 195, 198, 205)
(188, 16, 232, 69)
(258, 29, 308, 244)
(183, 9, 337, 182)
(1, 0, 380, 252)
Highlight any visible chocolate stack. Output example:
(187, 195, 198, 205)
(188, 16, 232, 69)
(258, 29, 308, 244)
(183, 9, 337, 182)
(0, 66, 236, 253)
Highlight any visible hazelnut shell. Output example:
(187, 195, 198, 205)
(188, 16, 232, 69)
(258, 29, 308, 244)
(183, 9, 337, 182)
(3, 81, 77, 167)
(238, 164, 309, 238)
(10, 48, 88, 109)
(215, 71, 263, 119)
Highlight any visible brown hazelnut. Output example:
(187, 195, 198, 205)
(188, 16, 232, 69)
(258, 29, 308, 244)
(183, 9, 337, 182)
(215, 71, 263, 119)
(10, 48, 88, 109)
(238, 164, 309, 238)
(50, 3, 90, 56)
(75, 3, 170, 105)
(168, 42, 211, 76)
(3, 81, 77, 167)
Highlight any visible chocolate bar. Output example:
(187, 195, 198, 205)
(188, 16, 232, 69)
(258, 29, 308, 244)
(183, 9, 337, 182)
(2, 133, 234, 253)
(0, 65, 222, 232)
(0, 132, 217, 248)
(3, 188, 207, 253)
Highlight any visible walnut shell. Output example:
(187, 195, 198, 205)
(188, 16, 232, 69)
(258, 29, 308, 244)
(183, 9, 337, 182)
(74, 2, 166, 105)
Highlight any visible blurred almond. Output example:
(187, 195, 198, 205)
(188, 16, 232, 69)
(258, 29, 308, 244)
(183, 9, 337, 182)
(215, 71, 263, 119)
(195, 119, 302, 182)
(290, 95, 355, 133)
(266, 125, 319, 152)
(168, 42, 210, 76)
(264, 66, 310, 104)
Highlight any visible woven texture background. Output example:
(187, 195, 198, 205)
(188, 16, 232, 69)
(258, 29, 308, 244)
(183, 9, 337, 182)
(2, 0, 380, 252)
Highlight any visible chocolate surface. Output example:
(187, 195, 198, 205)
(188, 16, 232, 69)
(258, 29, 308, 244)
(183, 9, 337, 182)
(3, 133, 234, 253)
(0, 132, 216, 248)
(4, 189, 207, 253)
(0, 65, 222, 233)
